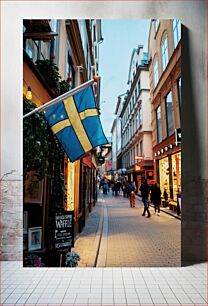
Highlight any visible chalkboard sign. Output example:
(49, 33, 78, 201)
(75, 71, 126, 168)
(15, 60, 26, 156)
(54, 211, 74, 251)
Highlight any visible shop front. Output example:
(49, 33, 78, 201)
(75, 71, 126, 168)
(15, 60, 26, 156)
(134, 160, 154, 193)
(156, 150, 181, 212)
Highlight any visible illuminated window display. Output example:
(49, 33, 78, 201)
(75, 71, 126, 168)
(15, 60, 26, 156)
(67, 162, 75, 212)
(159, 157, 170, 197)
(171, 152, 181, 201)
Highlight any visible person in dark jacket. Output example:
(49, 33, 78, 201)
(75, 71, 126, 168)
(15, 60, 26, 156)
(140, 179, 151, 217)
(122, 180, 128, 198)
(152, 183, 161, 215)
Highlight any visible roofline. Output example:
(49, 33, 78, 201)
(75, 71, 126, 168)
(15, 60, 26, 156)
(127, 45, 144, 84)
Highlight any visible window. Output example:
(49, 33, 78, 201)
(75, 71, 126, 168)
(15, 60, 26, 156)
(165, 91, 174, 136)
(138, 80, 141, 93)
(25, 42, 33, 59)
(154, 19, 160, 33)
(133, 147, 135, 163)
(177, 77, 181, 118)
(172, 19, 181, 48)
(161, 35, 168, 71)
(139, 108, 142, 125)
(136, 113, 139, 128)
(178, 77, 181, 106)
(153, 58, 159, 87)
(93, 25, 96, 42)
(156, 106, 162, 143)
(140, 141, 143, 156)
(66, 43, 75, 88)
(50, 20, 59, 64)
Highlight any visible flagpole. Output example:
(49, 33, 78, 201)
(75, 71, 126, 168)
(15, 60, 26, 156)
(23, 77, 100, 119)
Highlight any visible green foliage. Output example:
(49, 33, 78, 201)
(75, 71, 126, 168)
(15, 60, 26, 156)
(35, 59, 61, 93)
(59, 80, 71, 94)
(65, 251, 80, 267)
(24, 99, 66, 219)
(35, 60, 71, 97)
(23, 99, 50, 179)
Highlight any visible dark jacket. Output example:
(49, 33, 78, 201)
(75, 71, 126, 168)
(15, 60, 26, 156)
(152, 186, 161, 205)
(126, 182, 135, 194)
(140, 182, 149, 198)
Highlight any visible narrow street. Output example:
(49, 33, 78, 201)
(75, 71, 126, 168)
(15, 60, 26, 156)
(72, 190, 181, 267)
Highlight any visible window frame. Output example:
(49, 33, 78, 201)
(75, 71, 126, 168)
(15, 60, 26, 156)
(165, 91, 174, 137)
(153, 57, 159, 88)
(172, 19, 181, 49)
(161, 34, 169, 72)
(156, 105, 162, 143)
(154, 19, 160, 33)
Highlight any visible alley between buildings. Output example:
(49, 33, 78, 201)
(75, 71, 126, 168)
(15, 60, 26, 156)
(72, 190, 181, 267)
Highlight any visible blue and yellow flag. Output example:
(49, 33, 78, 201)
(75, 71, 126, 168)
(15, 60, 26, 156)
(44, 86, 108, 162)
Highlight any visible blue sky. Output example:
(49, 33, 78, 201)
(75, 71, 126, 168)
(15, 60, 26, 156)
(99, 19, 151, 137)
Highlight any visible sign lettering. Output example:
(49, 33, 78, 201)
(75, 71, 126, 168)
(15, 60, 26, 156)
(54, 211, 74, 251)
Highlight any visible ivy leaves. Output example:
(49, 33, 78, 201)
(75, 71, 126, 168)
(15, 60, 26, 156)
(23, 99, 50, 179)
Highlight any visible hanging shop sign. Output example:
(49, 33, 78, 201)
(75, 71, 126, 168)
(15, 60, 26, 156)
(175, 128, 181, 145)
(54, 211, 74, 251)
(135, 165, 141, 172)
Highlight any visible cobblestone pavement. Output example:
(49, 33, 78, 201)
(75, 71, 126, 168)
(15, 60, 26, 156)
(72, 190, 181, 267)
(106, 192, 180, 267)
(71, 200, 103, 267)
(1, 192, 207, 305)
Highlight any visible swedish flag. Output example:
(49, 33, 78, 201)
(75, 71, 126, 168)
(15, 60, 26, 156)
(44, 85, 108, 162)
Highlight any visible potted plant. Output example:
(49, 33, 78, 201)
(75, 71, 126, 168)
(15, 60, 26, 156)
(59, 80, 71, 94)
(65, 251, 80, 267)
(35, 59, 61, 95)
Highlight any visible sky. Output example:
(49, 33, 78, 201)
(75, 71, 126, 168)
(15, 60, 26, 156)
(99, 20, 151, 137)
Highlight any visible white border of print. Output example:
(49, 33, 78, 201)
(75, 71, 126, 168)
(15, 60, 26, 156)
(28, 227, 42, 251)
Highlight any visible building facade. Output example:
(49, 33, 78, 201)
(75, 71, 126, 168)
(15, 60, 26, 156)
(120, 45, 153, 191)
(23, 19, 102, 266)
(148, 19, 181, 209)
(111, 93, 126, 175)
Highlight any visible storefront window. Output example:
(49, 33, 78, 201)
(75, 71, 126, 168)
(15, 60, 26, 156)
(171, 152, 181, 201)
(67, 162, 75, 212)
(159, 157, 170, 197)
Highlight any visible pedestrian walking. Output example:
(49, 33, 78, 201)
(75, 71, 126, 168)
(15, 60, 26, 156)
(114, 180, 120, 196)
(152, 183, 161, 215)
(140, 179, 151, 217)
(111, 180, 115, 196)
(103, 179, 108, 195)
(126, 181, 135, 208)
(122, 180, 128, 198)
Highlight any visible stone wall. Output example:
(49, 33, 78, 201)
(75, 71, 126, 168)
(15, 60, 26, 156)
(0, 173, 22, 261)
